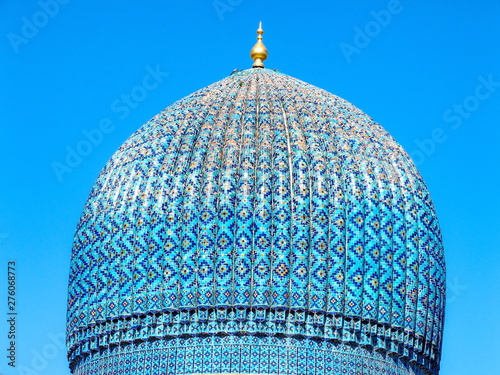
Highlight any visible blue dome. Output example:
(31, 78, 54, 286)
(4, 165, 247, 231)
(67, 68, 445, 375)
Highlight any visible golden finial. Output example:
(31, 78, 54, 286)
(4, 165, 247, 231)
(250, 21, 268, 68)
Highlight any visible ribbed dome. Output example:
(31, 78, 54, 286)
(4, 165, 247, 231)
(67, 68, 445, 375)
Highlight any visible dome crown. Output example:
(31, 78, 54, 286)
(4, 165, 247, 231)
(250, 22, 268, 68)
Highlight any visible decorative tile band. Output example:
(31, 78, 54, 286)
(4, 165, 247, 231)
(67, 309, 438, 373)
(73, 336, 427, 375)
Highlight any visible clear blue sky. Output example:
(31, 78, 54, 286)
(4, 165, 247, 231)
(1, 1, 499, 374)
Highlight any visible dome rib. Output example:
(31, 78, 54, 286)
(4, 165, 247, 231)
(228, 72, 256, 310)
(284, 75, 313, 313)
(197, 76, 245, 310)
(251, 73, 275, 311)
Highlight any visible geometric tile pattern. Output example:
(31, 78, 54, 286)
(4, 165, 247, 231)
(73, 336, 429, 375)
(66, 68, 445, 375)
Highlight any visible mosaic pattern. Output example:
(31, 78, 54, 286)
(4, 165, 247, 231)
(67, 68, 445, 374)
(73, 336, 428, 375)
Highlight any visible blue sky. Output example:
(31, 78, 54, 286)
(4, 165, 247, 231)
(1, 1, 499, 374)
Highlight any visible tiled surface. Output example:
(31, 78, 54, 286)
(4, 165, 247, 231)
(73, 336, 427, 375)
(67, 68, 445, 374)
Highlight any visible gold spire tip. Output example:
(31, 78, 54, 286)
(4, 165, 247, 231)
(250, 21, 268, 69)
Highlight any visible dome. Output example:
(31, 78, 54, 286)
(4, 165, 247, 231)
(66, 68, 445, 375)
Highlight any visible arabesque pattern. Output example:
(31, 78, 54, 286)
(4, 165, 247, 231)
(67, 68, 445, 375)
